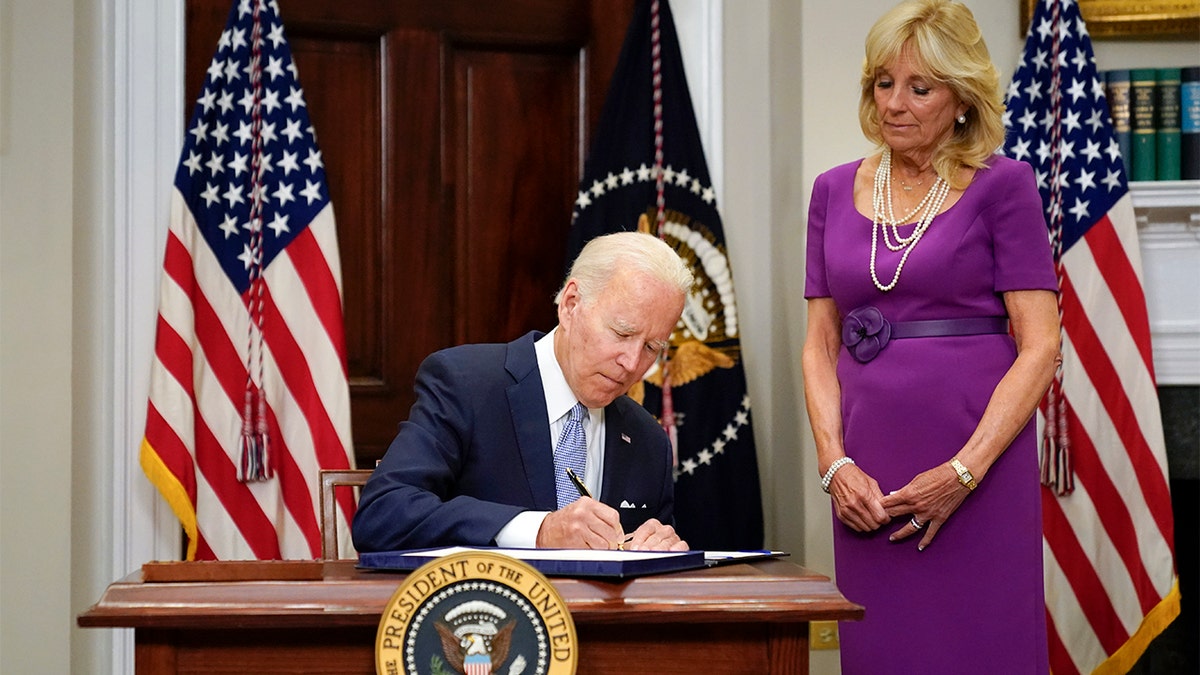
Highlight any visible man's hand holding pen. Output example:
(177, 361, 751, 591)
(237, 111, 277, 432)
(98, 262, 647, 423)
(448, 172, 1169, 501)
(536, 496, 625, 549)
(535, 468, 689, 551)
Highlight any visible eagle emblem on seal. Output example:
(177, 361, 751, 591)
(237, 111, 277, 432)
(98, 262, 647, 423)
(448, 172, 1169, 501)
(434, 600, 521, 675)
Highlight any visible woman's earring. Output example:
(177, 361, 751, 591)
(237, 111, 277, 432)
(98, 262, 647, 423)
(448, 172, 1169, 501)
(956, 114, 967, 124)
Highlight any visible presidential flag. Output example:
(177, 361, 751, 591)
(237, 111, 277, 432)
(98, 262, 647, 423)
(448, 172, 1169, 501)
(1001, 1, 1179, 672)
(567, 0, 763, 550)
(140, 0, 355, 560)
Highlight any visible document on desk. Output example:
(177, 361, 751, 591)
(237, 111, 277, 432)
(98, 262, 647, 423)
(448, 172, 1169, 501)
(359, 546, 708, 579)
(359, 547, 791, 578)
(702, 550, 790, 566)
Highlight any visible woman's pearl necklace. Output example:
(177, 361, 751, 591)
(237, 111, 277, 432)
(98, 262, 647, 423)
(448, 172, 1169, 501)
(870, 147, 951, 292)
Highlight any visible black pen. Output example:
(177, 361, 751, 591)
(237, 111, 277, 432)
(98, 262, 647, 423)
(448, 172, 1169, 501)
(565, 468, 633, 550)
(565, 467, 591, 498)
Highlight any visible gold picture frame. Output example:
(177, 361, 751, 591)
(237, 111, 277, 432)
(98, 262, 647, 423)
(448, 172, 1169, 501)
(1021, 0, 1200, 39)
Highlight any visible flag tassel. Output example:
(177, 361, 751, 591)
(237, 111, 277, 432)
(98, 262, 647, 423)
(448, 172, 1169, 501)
(1040, 376, 1073, 495)
(239, 388, 271, 482)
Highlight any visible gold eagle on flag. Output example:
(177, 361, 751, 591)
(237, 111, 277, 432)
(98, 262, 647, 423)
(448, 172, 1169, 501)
(629, 208, 741, 404)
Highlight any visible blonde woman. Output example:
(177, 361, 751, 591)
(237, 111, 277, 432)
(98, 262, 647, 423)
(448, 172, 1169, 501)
(802, 1, 1060, 672)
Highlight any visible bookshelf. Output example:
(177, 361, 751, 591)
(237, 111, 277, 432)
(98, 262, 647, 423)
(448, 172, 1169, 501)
(1131, 180, 1200, 385)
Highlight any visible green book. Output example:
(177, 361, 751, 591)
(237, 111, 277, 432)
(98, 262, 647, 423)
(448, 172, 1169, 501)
(1156, 68, 1182, 181)
(1130, 68, 1158, 182)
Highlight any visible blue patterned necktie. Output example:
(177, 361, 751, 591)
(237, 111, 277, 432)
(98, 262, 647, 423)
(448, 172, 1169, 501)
(553, 402, 588, 509)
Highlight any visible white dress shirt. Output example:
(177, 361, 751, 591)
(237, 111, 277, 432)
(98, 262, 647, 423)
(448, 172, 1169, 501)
(493, 327, 606, 547)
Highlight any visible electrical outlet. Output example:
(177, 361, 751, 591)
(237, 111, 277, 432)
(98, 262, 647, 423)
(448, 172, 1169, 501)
(810, 620, 840, 650)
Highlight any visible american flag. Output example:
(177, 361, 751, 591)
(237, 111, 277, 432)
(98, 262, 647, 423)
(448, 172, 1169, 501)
(1001, 1, 1179, 672)
(139, 0, 355, 560)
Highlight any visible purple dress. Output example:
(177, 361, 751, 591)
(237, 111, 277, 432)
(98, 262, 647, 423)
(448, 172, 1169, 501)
(805, 156, 1057, 674)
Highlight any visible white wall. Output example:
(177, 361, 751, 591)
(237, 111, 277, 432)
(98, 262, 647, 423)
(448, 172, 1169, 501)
(0, 0, 1195, 673)
(71, 0, 124, 671)
(0, 1, 75, 673)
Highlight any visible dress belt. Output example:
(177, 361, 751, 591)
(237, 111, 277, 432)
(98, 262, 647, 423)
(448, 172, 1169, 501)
(890, 316, 1009, 338)
(841, 306, 1009, 363)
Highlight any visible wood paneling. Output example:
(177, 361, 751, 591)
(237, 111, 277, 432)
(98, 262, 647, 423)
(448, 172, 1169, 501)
(452, 49, 582, 343)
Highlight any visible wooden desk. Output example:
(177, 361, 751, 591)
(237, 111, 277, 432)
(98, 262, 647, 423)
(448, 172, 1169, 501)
(79, 559, 862, 675)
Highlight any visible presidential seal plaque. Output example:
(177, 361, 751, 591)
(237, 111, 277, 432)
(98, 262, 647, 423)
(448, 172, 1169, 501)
(375, 550, 578, 675)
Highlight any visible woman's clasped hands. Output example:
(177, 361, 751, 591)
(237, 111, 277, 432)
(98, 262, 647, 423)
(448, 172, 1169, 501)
(881, 461, 972, 550)
(829, 460, 972, 551)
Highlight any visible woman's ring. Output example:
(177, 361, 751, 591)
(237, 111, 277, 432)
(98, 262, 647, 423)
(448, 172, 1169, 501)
(910, 516, 925, 529)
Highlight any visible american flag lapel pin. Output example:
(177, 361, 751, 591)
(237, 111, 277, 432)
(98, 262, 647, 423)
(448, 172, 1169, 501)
(621, 433, 631, 444)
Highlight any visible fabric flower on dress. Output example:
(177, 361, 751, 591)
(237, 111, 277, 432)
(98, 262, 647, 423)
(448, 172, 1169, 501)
(842, 306, 892, 363)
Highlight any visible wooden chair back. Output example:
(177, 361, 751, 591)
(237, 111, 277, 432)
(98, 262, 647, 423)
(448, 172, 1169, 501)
(319, 468, 374, 560)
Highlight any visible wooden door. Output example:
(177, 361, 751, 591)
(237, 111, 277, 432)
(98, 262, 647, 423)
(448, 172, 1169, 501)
(186, 0, 636, 466)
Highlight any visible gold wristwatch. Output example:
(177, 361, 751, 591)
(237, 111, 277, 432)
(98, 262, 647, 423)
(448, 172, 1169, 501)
(950, 458, 977, 490)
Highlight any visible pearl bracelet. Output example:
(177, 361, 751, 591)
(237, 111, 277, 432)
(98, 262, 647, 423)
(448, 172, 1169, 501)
(821, 456, 855, 493)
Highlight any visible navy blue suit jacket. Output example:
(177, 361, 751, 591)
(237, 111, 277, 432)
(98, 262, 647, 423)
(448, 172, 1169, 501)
(352, 331, 676, 552)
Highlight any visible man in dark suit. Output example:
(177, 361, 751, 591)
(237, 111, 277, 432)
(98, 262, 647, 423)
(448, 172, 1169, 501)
(352, 231, 692, 552)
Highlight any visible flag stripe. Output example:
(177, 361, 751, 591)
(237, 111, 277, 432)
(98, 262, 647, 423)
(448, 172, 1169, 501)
(144, 405, 198, 504)
(1056, 306, 1176, 623)
(1043, 607, 1083, 675)
(1057, 332, 1174, 620)
(265, 235, 352, 455)
(194, 218, 346, 556)
(1059, 273, 1175, 546)
(193, 406, 282, 559)
(156, 222, 283, 557)
(259, 285, 356, 542)
(1044, 461, 1145, 643)
(161, 230, 198, 330)
(1043, 535, 1110, 674)
(1042, 483, 1128, 654)
(1061, 230, 1156, 408)
(175, 220, 333, 557)
(261, 283, 350, 474)
(281, 212, 348, 378)
(152, 313, 196, 399)
(1058, 400, 1166, 614)
(262, 403, 323, 556)
(195, 536, 216, 560)
(1079, 214, 1155, 374)
(191, 265, 254, 431)
(184, 221, 332, 557)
